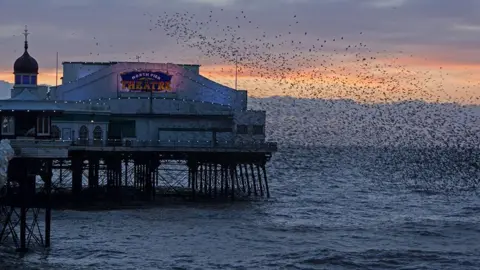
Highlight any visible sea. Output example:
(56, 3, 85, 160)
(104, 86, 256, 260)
(1, 146, 480, 270)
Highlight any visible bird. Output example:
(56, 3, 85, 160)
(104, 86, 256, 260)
(66, 8, 480, 195)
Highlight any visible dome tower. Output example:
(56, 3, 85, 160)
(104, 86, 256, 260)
(13, 25, 39, 88)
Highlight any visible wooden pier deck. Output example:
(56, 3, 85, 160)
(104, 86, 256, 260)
(10, 139, 278, 158)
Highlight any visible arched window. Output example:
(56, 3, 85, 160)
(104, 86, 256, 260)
(79, 125, 88, 145)
(51, 125, 60, 139)
(93, 126, 102, 146)
(79, 125, 88, 139)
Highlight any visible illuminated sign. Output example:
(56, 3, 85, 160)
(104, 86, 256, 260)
(120, 71, 173, 92)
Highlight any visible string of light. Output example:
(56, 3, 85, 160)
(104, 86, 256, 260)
(11, 138, 276, 149)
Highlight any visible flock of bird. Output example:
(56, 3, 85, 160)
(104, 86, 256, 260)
(145, 9, 480, 194)
(1, 7, 479, 194)
(147, 10, 477, 103)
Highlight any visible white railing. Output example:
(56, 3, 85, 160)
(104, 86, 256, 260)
(9, 139, 71, 148)
(9, 138, 278, 151)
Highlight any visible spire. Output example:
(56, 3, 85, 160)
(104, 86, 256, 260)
(13, 25, 38, 74)
(23, 25, 29, 51)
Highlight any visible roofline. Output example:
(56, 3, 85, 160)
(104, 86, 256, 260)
(61, 61, 201, 67)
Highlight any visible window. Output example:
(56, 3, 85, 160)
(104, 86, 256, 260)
(108, 120, 135, 138)
(79, 125, 89, 145)
(37, 116, 50, 135)
(31, 75, 37, 85)
(1, 116, 14, 135)
(15, 75, 21, 85)
(51, 125, 60, 139)
(252, 125, 265, 135)
(93, 126, 102, 140)
(93, 126, 102, 146)
(22, 75, 30, 85)
(237, 125, 248, 134)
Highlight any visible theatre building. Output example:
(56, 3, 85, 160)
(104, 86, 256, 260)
(0, 27, 278, 251)
(1, 29, 274, 150)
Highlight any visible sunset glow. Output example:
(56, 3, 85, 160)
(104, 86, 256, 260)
(0, 55, 479, 104)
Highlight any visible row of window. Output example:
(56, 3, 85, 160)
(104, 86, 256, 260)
(1, 116, 103, 140)
(237, 125, 265, 135)
(14, 75, 37, 85)
(51, 125, 103, 140)
(2, 115, 263, 138)
(2, 116, 50, 136)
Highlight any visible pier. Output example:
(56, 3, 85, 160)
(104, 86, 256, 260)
(0, 138, 277, 251)
(0, 30, 278, 251)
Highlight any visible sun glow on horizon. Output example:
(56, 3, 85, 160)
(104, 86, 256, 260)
(0, 55, 478, 104)
(0, 70, 60, 86)
(200, 57, 480, 104)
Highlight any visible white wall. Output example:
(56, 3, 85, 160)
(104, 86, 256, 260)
(235, 90, 248, 111)
(135, 118, 232, 141)
(53, 62, 245, 110)
(234, 110, 266, 143)
(106, 98, 232, 115)
(62, 63, 110, 83)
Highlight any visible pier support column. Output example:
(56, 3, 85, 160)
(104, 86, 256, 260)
(105, 157, 122, 201)
(71, 157, 83, 198)
(144, 158, 154, 201)
(237, 164, 246, 194)
(214, 163, 218, 198)
(203, 164, 208, 196)
(150, 159, 159, 200)
(198, 164, 204, 194)
(124, 158, 129, 187)
(243, 164, 251, 196)
(223, 164, 229, 199)
(208, 163, 213, 197)
(256, 163, 264, 197)
(219, 164, 224, 197)
(229, 164, 236, 201)
(262, 163, 270, 198)
(88, 158, 99, 189)
(188, 159, 198, 201)
(18, 170, 34, 252)
(249, 163, 258, 196)
(44, 160, 53, 247)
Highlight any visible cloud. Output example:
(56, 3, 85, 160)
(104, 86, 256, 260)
(453, 23, 480, 32)
(0, 0, 477, 68)
(180, 0, 236, 6)
(0, 81, 12, 99)
(366, 0, 410, 8)
(0, 0, 478, 102)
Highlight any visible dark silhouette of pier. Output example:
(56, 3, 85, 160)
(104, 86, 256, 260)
(0, 138, 276, 252)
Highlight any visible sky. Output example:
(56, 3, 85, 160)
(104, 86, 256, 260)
(0, 0, 479, 103)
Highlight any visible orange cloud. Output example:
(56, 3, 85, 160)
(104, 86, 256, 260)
(201, 54, 480, 104)
(0, 69, 61, 86)
(0, 54, 478, 105)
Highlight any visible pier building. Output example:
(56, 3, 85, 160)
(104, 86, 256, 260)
(0, 27, 277, 251)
